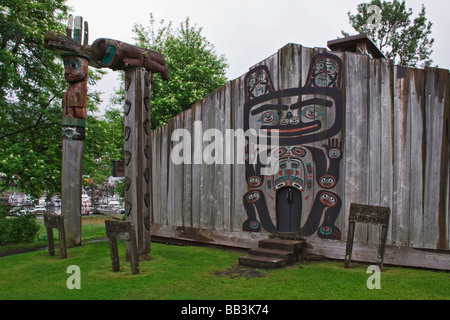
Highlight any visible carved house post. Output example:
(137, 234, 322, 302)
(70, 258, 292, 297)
(45, 17, 168, 253)
(124, 68, 152, 261)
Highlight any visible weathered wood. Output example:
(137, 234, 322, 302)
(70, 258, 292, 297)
(146, 43, 449, 269)
(379, 58, 394, 244)
(151, 223, 450, 271)
(423, 68, 449, 250)
(344, 203, 390, 269)
(47, 18, 89, 249)
(392, 65, 410, 247)
(124, 67, 151, 261)
(44, 213, 67, 259)
(105, 220, 139, 274)
(61, 139, 83, 248)
(408, 68, 425, 248)
(344, 53, 370, 243)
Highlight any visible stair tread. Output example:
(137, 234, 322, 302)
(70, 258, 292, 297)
(240, 255, 284, 262)
(250, 247, 293, 255)
(259, 239, 304, 245)
(258, 239, 304, 251)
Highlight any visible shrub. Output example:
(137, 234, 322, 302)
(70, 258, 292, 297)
(0, 204, 40, 245)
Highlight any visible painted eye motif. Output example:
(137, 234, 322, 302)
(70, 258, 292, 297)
(248, 176, 262, 187)
(327, 61, 337, 73)
(315, 61, 326, 71)
(276, 147, 287, 157)
(247, 191, 260, 203)
(301, 106, 323, 120)
(258, 111, 278, 124)
(291, 147, 306, 157)
(320, 192, 337, 207)
(254, 84, 266, 97)
(257, 72, 266, 81)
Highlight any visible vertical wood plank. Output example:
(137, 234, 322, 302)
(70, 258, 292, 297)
(367, 58, 382, 245)
(392, 65, 411, 247)
(223, 82, 232, 231)
(183, 108, 193, 228)
(344, 52, 370, 244)
(214, 86, 226, 231)
(379, 58, 394, 244)
(231, 75, 246, 231)
(423, 68, 449, 249)
(328, 50, 347, 236)
(191, 103, 202, 228)
(408, 68, 425, 248)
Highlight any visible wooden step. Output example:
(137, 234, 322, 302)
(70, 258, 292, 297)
(239, 255, 285, 269)
(258, 239, 304, 260)
(249, 247, 297, 264)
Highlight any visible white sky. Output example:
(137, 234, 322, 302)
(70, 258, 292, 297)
(65, 0, 450, 111)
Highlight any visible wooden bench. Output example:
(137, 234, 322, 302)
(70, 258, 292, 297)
(344, 203, 390, 270)
(44, 213, 67, 259)
(105, 220, 139, 274)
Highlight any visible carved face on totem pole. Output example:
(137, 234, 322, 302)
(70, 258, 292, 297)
(61, 55, 89, 141)
(242, 52, 344, 240)
(64, 56, 88, 84)
(62, 55, 88, 121)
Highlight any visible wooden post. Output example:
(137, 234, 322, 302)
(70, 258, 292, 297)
(45, 15, 90, 248)
(124, 67, 152, 261)
(61, 139, 83, 247)
(44, 213, 67, 259)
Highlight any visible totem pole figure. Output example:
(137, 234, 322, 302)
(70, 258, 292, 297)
(58, 15, 90, 247)
(44, 15, 169, 254)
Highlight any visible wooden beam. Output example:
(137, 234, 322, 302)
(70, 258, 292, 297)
(124, 67, 152, 261)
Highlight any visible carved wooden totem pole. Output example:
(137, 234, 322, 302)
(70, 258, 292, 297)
(45, 15, 89, 247)
(45, 15, 169, 254)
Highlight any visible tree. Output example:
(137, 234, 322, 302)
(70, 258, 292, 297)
(0, 0, 104, 199)
(131, 14, 229, 129)
(342, 0, 434, 68)
(0, 0, 69, 198)
(83, 107, 124, 185)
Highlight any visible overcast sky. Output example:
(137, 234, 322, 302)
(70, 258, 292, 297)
(65, 0, 450, 111)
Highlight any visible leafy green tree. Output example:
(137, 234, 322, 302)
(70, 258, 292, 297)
(0, 0, 69, 198)
(342, 0, 434, 68)
(83, 107, 124, 185)
(132, 14, 229, 129)
(0, 0, 105, 199)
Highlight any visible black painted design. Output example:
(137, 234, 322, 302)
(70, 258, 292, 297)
(242, 52, 344, 240)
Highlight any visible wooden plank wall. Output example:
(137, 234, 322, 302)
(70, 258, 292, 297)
(149, 43, 449, 254)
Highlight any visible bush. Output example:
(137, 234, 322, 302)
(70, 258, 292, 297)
(0, 204, 40, 245)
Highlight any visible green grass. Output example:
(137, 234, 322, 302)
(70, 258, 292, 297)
(0, 216, 449, 300)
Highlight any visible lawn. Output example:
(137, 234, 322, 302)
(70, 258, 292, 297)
(0, 216, 449, 301)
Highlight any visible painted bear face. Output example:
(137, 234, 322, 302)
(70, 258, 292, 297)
(244, 53, 343, 146)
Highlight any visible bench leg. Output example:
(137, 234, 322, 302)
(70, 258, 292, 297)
(344, 222, 355, 268)
(109, 238, 120, 272)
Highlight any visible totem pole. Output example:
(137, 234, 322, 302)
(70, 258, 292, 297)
(45, 15, 169, 255)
